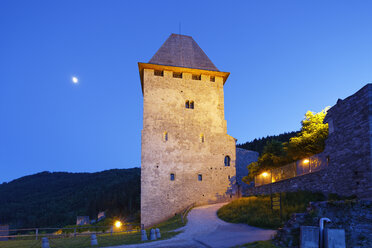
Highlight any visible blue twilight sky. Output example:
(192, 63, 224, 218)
(1, 0, 371, 183)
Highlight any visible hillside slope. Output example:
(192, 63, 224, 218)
(0, 168, 140, 228)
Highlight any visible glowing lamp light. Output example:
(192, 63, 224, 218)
(303, 159, 310, 164)
(114, 221, 122, 228)
(262, 172, 269, 177)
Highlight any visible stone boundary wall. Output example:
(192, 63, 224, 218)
(246, 84, 372, 198)
(245, 168, 337, 196)
(0, 225, 9, 241)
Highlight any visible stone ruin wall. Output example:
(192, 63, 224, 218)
(235, 148, 258, 193)
(245, 84, 372, 199)
(141, 68, 236, 227)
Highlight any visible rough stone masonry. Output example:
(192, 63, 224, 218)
(138, 34, 236, 227)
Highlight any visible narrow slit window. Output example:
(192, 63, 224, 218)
(163, 131, 168, 142)
(170, 173, 175, 181)
(210, 76, 215, 82)
(200, 134, 205, 143)
(190, 101, 194, 109)
(198, 174, 202, 181)
(173, 72, 182, 78)
(224, 156, 231, 167)
(154, 70, 164, 76)
(192, 74, 201, 80)
(185, 100, 189, 109)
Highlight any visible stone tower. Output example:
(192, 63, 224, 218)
(138, 34, 236, 227)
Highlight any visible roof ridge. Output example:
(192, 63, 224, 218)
(149, 34, 219, 71)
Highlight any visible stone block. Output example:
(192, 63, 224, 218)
(324, 229, 346, 248)
(300, 226, 319, 248)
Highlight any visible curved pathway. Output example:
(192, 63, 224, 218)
(109, 203, 276, 248)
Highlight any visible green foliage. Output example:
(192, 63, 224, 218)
(258, 140, 291, 169)
(243, 162, 259, 184)
(217, 191, 325, 229)
(287, 109, 329, 160)
(243, 140, 290, 184)
(0, 168, 140, 228)
(245, 108, 329, 182)
(237, 131, 298, 155)
(151, 214, 185, 232)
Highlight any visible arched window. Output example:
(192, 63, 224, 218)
(190, 101, 194, 109)
(163, 131, 168, 141)
(224, 156, 231, 167)
(170, 173, 175, 181)
(200, 133, 205, 143)
(185, 100, 189, 109)
(198, 174, 202, 181)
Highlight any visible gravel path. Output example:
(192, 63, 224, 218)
(107, 202, 276, 248)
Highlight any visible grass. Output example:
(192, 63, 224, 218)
(0, 214, 186, 248)
(217, 191, 325, 229)
(151, 213, 186, 232)
(233, 240, 281, 248)
(61, 217, 140, 234)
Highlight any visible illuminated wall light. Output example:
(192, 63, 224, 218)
(262, 172, 269, 177)
(303, 159, 310, 164)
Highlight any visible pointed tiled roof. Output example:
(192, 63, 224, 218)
(149, 34, 219, 71)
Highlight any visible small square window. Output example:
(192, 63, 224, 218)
(163, 131, 168, 141)
(192, 74, 201, 80)
(170, 173, 175, 181)
(198, 174, 202, 181)
(154, 70, 163, 76)
(173, 72, 182, 78)
(200, 134, 205, 143)
(210, 76, 215, 82)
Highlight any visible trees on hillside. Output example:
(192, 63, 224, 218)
(0, 169, 140, 228)
(243, 108, 329, 184)
(236, 131, 298, 155)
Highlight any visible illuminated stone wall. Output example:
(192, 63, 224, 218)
(246, 84, 372, 198)
(141, 68, 236, 227)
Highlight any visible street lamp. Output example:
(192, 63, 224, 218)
(114, 221, 122, 228)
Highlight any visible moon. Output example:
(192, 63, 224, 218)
(72, 76, 79, 84)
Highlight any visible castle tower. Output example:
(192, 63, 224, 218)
(138, 34, 236, 227)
